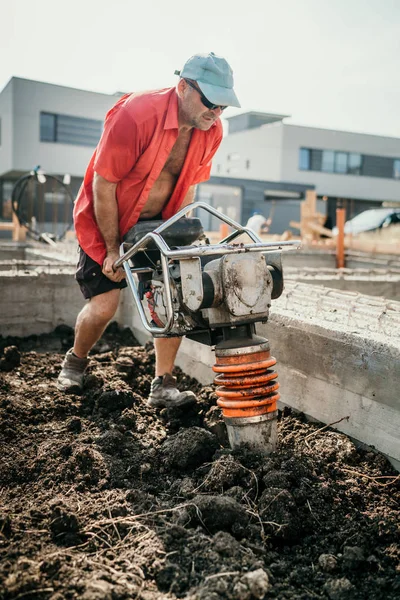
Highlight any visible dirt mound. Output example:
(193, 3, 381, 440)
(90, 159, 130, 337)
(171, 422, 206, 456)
(0, 323, 399, 599)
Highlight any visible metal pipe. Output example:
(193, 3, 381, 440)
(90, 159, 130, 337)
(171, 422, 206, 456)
(120, 245, 174, 335)
(114, 201, 300, 268)
(336, 207, 346, 269)
(115, 232, 300, 268)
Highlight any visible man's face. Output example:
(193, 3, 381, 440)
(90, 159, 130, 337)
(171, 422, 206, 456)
(179, 79, 226, 131)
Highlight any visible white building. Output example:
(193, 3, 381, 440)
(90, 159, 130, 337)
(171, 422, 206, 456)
(4, 79, 397, 235)
(0, 77, 118, 229)
(210, 112, 400, 228)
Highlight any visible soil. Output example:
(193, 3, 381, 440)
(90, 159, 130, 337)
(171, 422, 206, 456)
(0, 323, 399, 600)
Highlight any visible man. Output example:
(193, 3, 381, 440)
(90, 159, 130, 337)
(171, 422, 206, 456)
(245, 211, 272, 235)
(57, 52, 241, 408)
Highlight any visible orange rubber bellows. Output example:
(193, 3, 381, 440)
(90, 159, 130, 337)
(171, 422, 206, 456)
(212, 341, 280, 420)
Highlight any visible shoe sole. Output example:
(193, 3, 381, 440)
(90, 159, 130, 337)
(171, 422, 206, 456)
(147, 395, 197, 409)
(56, 382, 83, 395)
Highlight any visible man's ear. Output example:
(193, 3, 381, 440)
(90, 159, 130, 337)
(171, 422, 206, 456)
(177, 78, 187, 98)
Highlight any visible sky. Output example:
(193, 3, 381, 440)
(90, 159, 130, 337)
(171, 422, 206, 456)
(1, 0, 400, 138)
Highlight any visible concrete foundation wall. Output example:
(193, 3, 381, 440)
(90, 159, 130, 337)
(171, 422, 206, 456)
(0, 270, 85, 337)
(261, 284, 400, 469)
(119, 282, 400, 470)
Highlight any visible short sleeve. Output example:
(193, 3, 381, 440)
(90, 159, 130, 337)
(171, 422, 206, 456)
(192, 124, 223, 185)
(94, 99, 140, 183)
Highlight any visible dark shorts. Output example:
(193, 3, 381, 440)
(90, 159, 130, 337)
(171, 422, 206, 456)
(75, 248, 127, 300)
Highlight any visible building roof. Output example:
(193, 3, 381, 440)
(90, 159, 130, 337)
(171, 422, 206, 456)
(0, 76, 116, 98)
(225, 110, 290, 123)
(225, 111, 290, 134)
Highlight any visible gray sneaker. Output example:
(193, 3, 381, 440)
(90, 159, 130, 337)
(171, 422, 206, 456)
(57, 349, 89, 393)
(147, 373, 197, 408)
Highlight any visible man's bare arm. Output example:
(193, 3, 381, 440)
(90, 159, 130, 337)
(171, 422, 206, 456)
(93, 172, 125, 282)
(180, 185, 197, 216)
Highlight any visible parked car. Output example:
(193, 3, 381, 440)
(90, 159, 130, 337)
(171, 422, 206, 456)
(332, 208, 400, 236)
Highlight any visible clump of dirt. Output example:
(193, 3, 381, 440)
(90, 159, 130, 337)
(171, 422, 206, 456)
(0, 323, 399, 599)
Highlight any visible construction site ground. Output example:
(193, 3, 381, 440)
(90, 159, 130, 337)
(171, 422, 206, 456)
(1, 325, 399, 600)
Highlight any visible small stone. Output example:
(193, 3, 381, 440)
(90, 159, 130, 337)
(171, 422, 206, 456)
(318, 553, 337, 573)
(179, 477, 195, 495)
(233, 568, 270, 600)
(323, 577, 354, 599)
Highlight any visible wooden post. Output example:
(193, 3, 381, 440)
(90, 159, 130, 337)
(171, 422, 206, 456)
(336, 207, 346, 268)
(300, 190, 317, 240)
(220, 223, 229, 240)
(0, 213, 27, 241)
(12, 212, 27, 241)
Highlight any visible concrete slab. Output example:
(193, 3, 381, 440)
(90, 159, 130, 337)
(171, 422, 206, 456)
(259, 284, 400, 469)
(285, 267, 400, 300)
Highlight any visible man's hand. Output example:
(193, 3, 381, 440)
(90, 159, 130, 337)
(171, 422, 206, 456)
(102, 250, 126, 282)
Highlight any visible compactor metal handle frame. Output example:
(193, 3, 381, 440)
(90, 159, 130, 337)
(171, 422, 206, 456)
(114, 202, 300, 335)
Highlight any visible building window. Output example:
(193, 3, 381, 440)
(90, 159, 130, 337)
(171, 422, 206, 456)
(310, 149, 322, 171)
(299, 148, 310, 170)
(362, 155, 393, 178)
(321, 150, 335, 172)
(303, 146, 399, 179)
(40, 113, 56, 142)
(40, 112, 103, 147)
(348, 153, 362, 175)
(335, 152, 348, 174)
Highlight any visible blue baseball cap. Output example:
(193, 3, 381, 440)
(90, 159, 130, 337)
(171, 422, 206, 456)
(175, 52, 241, 108)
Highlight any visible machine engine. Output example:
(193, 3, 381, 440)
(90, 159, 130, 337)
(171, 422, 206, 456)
(115, 202, 299, 453)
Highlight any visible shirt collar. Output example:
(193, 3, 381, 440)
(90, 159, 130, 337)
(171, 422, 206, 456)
(164, 89, 179, 130)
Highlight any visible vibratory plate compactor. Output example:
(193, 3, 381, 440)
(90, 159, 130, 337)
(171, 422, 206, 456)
(115, 202, 300, 454)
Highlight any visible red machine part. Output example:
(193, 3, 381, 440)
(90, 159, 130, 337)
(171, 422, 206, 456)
(212, 343, 280, 419)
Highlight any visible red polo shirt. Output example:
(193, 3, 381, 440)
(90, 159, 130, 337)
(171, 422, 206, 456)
(73, 87, 223, 265)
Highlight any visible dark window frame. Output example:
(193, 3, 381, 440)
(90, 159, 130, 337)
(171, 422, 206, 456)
(40, 111, 102, 147)
(298, 147, 400, 180)
(40, 112, 57, 142)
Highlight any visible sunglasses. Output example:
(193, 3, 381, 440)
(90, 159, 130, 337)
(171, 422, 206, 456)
(185, 79, 227, 112)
